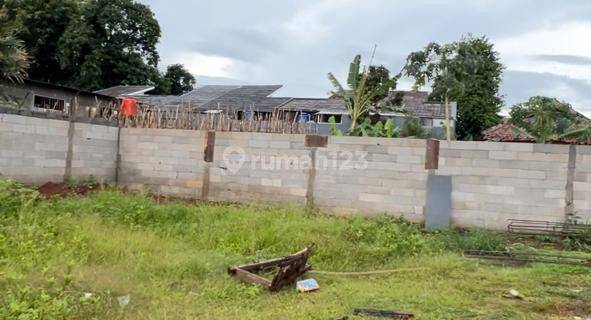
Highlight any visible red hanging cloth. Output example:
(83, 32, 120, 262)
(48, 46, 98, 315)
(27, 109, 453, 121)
(121, 98, 137, 116)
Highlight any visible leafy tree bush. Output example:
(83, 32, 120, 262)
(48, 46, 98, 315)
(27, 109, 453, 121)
(3, 0, 193, 91)
(400, 114, 427, 138)
(509, 96, 589, 143)
(404, 35, 503, 140)
(153, 64, 196, 95)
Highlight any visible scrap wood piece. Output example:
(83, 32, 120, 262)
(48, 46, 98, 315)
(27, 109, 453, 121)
(228, 244, 315, 291)
(353, 308, 414, 319)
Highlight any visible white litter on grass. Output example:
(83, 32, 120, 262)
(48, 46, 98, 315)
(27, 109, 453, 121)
(503, 289, 525, 300)
(83, 292, 93, 299)
(117, 295, 131, 307)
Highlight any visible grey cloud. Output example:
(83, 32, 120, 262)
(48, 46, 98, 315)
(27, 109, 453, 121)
(533, 54, 591, 66)
(141, 0, 591, 109)
(190, 28, 280, 62)
(502, 70, 591, 114)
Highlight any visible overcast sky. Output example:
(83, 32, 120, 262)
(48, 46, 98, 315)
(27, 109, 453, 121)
(140, 0, 591, 115)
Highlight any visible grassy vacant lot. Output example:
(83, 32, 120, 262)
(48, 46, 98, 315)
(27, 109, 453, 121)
(0, 179, 590, 319)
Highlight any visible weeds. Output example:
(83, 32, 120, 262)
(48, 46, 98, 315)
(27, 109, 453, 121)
(0, 179, 38, 217)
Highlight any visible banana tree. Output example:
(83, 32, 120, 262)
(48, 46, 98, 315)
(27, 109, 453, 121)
(328, 55, 391, 133)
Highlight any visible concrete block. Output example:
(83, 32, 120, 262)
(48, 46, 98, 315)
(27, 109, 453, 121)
(533, 144, 570, 154)
(503, 142, 534, 152)
(489, 151, 517, 160)
(261, 178, 282, 187)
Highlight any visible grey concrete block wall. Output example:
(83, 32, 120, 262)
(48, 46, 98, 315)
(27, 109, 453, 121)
(209, 132, 310, 204)
(439, 141, 569, 229)
(118, 128, 206, 198)
(315, 136, 427, 222)
(574, 145, 591, 222)
(1, 111, 586, 230)
(0, 113, 68, 183)
(71, 123, 119, 182)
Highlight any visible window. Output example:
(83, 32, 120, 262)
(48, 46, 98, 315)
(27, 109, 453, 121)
(318, 114, 342, 123)
(34, 95, 65, 111)
(420, 118, 433, 127)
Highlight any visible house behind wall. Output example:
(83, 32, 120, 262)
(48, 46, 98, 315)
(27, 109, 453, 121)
(94, 83, 457, 137)
(0, 79, 117, 117)
(278, 91, 457, 137)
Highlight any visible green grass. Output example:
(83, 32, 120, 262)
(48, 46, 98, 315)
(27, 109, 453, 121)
(0, 179, 590, 319)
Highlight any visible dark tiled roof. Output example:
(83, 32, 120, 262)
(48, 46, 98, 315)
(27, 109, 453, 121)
(94, 85, 155, 97)
(279, 98, 348, 113)
(377, 91, 448, 119)
(377, 91, 429, 108)
(407, 103, 446, 118)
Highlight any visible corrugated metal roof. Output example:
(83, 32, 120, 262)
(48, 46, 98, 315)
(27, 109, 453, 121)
(94, 85, 155, 97)
(128, 85, 286, 112)
(179, 85, 240, 105)
(201, 85, 284, 112)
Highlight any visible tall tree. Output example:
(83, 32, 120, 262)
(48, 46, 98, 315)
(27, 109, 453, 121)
(163, 64, 195, 95)
(3, 0, 78, 84)
(404, 35, 504, 140)
(57, 0, 161, 90)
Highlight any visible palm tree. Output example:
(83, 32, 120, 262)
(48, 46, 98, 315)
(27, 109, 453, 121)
(0, 13, 29, 84)
(328, 55, 387, 133)
(530, 105, 554, 144)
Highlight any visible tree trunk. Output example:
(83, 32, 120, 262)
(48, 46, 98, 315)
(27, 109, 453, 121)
(350, 115, 357, 133)
(445, 95, 451, 142)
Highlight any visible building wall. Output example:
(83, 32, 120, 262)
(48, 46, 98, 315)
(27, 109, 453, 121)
(118, 128, 206, 198)
(0, 81, 115, 117)
(316, 115, 352, 135)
